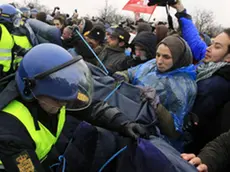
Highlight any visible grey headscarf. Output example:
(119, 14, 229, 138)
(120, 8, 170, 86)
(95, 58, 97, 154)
(157, 35, 193, 72)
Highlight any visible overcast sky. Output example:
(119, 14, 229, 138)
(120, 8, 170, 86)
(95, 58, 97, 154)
(2, 0, 230, 27)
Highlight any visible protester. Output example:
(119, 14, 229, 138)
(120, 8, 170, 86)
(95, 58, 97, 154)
(78, 18, 93, 35)
(98, 26, 131, 74)
(84, 24, 105, 56)
(172, 0, 230, 153)
(61, 26, 99, 65)
(114, 35, 197, 151)
(127, 31, 157, 67)
(53, 15, 65, 31)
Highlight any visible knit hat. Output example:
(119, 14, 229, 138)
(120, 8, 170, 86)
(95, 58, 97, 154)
(132, 31, 157, 59)
(111, 26, 130, 44)
(82, 19, 93, 34)
(157, 35, 193, 71)
(86, 25, 105, 43)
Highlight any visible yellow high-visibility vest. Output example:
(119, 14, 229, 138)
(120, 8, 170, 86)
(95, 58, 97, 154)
(0, 24, 14, 72)
(2, 100, 66, 162)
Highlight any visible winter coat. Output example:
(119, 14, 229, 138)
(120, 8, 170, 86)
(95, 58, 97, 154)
(175, 10, 207, 62)
(189, 65, 230, 153)
(128, 59, 197, 133)
(176, 10, 230, 153)
(99, 46, 130, 74)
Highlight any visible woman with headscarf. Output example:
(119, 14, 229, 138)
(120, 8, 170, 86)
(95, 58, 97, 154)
(114, 35, 197, 151)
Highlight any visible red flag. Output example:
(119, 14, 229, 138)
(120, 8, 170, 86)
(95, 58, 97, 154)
(122, 0, 157, 14)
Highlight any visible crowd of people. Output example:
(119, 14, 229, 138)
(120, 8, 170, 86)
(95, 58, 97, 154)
(0, 0, 229, 171)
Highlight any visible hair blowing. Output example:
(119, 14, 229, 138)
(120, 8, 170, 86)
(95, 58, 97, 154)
(224, 28, 230, 53)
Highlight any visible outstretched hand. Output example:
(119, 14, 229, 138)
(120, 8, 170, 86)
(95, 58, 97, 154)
(170, 0, 185, 12)
(181, 154, 208, 172)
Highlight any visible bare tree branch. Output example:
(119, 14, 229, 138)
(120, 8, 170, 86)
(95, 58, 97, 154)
(98, 0, 132, 24)
(18, 0, 51, 13)
(192, 9, 223, 37)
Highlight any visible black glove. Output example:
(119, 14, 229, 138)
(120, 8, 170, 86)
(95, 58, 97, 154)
(121, 123, 150, 140)
(13, 44, 30, 57)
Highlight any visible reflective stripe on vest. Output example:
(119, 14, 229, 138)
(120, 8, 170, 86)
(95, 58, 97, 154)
(0, 49, 11, 53)
(2, 100, 66, 161)
(0, 24, 14, 72)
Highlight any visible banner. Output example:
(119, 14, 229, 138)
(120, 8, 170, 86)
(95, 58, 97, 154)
(122, 0, 157, 14)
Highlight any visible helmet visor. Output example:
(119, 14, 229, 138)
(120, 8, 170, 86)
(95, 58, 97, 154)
(12, 13, 22, 27)
(32, 59, 94, 111)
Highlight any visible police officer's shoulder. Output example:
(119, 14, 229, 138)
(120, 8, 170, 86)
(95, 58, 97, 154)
(0, 99, 35, 148)
(0, 26, 2, 40)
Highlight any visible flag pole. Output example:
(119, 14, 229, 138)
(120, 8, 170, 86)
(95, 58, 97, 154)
(147, 4, 157, 22)
(148, 12, 153, 22)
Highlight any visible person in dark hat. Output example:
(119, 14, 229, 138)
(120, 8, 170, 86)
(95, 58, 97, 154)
(85, 25, 105, 55)
(127, 31, 157, 67)
(107, 26, 130, 48)
(98, 26, 131, 74)
(78, 18, 93, 35)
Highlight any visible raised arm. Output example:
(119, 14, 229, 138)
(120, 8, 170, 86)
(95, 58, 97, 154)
(172, 1, 207, 61)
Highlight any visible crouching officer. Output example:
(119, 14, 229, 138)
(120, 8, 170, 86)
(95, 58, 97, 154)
(0, 43, 148, 171)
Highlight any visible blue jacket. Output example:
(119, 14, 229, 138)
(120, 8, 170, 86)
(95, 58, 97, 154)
(176, 10, 207, 62)
(128, 59, 197, 133)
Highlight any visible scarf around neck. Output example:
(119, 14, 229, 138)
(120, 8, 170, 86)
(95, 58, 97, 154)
(196, 61, 230, 82)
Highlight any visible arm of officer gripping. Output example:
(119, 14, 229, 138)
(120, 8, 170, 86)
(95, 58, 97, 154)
(12, 44, 29, 57)
(82, 101, 131, 132)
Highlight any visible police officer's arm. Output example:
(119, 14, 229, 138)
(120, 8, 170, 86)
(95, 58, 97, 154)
(0, 136, 45, 172)
(12, 44, 29, 57)
(0, 113, 45, 172)
(75, 101, 131, 131)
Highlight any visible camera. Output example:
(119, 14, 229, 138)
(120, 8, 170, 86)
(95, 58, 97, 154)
(148, 0, 177, 6)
